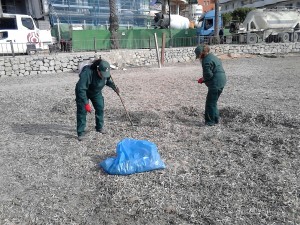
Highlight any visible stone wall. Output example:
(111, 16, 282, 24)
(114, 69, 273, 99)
(1, 42, 300, 77)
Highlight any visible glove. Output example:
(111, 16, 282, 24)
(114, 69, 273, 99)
(85, 103, 92, 113)
(198, 77, 204, 84)
(115, 86, 120, 95)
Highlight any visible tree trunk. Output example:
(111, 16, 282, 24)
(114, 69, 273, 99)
(162, 0, 167, 14)
(109, 0, 119, 49)
(214, 0, 220, 44)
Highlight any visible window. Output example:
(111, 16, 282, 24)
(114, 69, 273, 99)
(21, 18, 35, 30)
(250, 21, 256, 29)
(0, 18, 17, 29)
(0, 31, 9, 40)
(204, 19, 213, 30)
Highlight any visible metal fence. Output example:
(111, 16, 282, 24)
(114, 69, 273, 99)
(0, 42, 27, 55)
(62, 33, 300, 52)
(198, 32, 300, 45)
(0, 41, 44, 57)
(70, 36, 199, 52)
(0, 36, 198, 56)
(1, 33, 300, 57)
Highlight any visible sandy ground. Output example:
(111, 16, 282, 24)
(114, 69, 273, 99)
(0, 55, 299, 225)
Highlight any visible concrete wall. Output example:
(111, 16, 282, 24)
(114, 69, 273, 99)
(1, 42, 300, 78)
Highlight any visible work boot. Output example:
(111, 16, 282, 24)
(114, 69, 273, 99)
(96, 128, 107, 134)
(78, 134, 86, 141)
(205, 122, 215, 126)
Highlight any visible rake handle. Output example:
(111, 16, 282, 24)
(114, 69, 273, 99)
(110, 73, 134, 126)
(117, 93, 134, 126)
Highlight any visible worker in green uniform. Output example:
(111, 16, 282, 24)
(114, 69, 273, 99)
(195, 44, 227, 126)
(75, 59, 119, 141)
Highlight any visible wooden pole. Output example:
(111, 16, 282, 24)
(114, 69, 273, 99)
(154, 33, 161, 68)
(161, 33, 166, 65)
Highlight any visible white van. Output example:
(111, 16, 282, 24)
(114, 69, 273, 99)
(0, 13, 53, 54)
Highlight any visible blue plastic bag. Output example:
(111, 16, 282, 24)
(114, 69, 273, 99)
(100, 138, 166, 175)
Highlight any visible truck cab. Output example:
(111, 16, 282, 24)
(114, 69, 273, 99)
(0, 14, 53, 54)
(196, 10, 222, 42)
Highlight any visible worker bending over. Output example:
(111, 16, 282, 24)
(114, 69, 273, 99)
(75, 59, 119, 141)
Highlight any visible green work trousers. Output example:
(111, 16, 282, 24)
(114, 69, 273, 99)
(76, 94, 104, 136)
(205, 87, 223, 126)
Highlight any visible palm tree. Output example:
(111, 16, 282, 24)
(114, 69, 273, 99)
(109, 0, 119, 49)
(162, 0, 167, 14)
(214, 0, 220, 43)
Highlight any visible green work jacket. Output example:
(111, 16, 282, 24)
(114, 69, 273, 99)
(202, 53, 227, 89)
(75, 66, 116, 104)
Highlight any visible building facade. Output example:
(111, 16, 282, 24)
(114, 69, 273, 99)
(48, 0, 151, 27)
(0, 0, 151, 28)
(0, 0, 49, 19)
(220, 0, 300, 12)
(197, 0, 215, 12)
(0, 0, 209, 28)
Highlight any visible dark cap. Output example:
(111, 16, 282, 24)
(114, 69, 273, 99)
(97, 60, 110, 78)
(194, 45, 204, 59)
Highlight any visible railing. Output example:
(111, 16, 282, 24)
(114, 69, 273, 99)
(0, 41, 27, 56)
(1, 33, 299, 57)
(198, 32, 300, 45)
(70, 36, 199, 52)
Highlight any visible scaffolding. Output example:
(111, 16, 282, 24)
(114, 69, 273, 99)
(0, 0, 27, 14)
(48, 0, 151, 28)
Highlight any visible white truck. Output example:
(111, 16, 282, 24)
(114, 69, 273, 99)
(153, 13, 190, 29)
(228, 8, 300, 44)
(0, 13, 53, 55)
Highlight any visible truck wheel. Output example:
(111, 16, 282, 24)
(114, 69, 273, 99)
(27, 50, 37, 55)
(27, 50, 36, 55)
(247, 33, 258, 44)
(26, 44, 37, 55)
(225, 35, 233, 44)
(209, 36, 220, 45)
(278, 33, 289, 43)
(292, 33, 299, 42)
